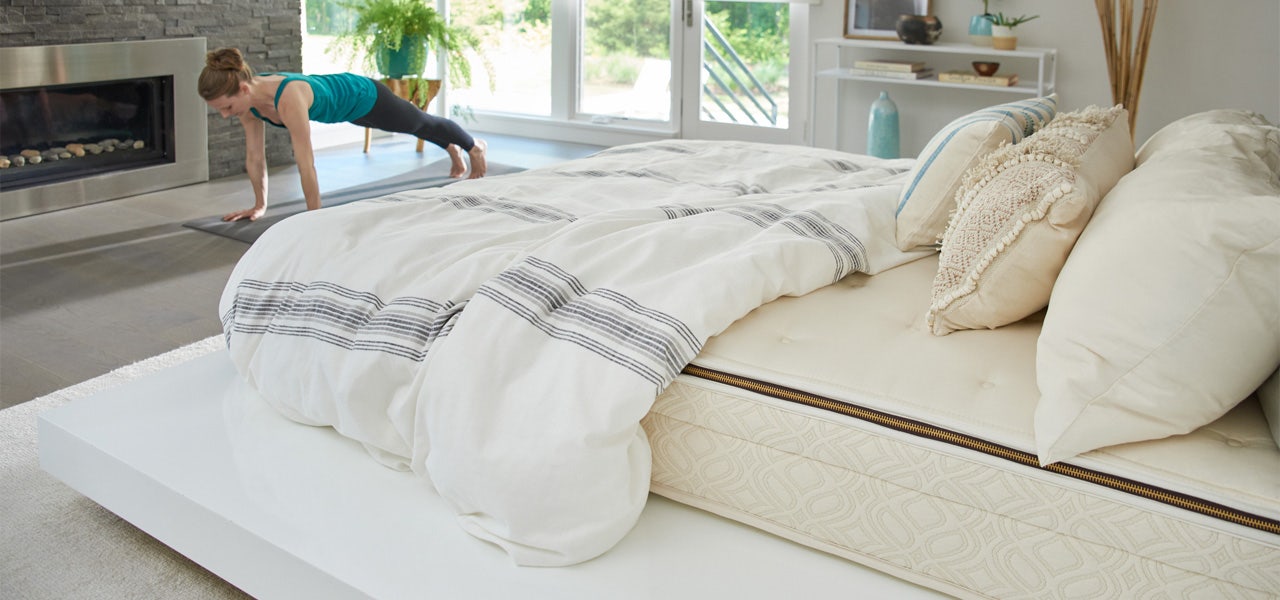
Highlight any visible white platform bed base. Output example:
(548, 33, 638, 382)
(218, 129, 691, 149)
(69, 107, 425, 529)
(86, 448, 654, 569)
(38, 350, 945, 600)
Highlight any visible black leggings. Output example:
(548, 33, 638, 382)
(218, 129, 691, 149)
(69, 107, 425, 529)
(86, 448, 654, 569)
(350, 80, 475, 152)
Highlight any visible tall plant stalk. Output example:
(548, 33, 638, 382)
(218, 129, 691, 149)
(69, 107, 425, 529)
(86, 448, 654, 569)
(1095, 0, 1159, 137)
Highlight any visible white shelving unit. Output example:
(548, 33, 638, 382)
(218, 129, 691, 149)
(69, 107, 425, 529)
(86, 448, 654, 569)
(809, 38, 1057, 150)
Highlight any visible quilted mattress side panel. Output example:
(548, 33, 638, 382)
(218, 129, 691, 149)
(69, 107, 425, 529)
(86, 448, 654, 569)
(642, 377, 1280, 600)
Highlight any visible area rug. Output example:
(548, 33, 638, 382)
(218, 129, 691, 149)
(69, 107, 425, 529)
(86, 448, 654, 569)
(0, 336, 248, 600)
(183, 158, 524, 244)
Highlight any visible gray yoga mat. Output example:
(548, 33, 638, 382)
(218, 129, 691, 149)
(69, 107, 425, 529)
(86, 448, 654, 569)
(183, 158, 523, 244)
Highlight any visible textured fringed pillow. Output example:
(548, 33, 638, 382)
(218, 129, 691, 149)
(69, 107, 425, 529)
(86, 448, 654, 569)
(894, 94, 1057, 251)
(926, 105, 1132, 336)
(1034, 109, 1280, 465)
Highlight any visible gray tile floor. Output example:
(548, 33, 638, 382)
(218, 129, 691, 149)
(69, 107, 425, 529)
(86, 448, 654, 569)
(0, 132, 605, 409)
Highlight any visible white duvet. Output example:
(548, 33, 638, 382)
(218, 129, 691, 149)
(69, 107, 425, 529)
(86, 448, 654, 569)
(220, 139, 924, 566)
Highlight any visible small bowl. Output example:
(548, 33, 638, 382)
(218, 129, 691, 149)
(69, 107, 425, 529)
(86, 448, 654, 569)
(972, 61, 1000, 76)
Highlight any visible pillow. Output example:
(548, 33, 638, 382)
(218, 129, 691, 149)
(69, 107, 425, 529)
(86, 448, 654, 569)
(1034, 110, 1280, 465)
(1260, 367, 1280, 449)
(926, 105, 1133, 336)
(895, 93, 1057, 251)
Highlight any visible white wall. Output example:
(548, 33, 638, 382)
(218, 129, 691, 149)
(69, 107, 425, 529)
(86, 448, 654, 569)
(809, 0, 1280, 156)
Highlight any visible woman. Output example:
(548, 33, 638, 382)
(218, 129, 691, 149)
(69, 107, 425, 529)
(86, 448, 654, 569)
(197, 47, 487, 222)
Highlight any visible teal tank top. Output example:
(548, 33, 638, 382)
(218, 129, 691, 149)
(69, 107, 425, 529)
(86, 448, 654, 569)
(249, 72, 377, 128)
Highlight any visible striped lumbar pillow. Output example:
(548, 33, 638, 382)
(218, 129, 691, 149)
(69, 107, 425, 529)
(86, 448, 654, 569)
(895, 94, 1057, 251)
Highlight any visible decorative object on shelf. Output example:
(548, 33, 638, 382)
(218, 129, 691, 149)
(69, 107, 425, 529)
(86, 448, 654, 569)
(850, 67, 935, 80)
(854, 59, 927, 72)
(1095, 0, 1159, 137)
(972, 61, 1000, 76)
(969, 0, 993, 46)
(845, 0, 932, 41)
(987, 12, 1039, 51)
(867, 91, 900, 159)
(896, 14, 943, 45)
(331, 0, 483, 101)
(939, 70, 1018, 87)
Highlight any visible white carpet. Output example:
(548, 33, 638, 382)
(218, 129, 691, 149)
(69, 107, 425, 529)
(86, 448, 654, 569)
(0, 336, 251, 600)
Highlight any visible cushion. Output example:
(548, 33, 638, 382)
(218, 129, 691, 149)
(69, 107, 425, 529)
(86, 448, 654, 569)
(926, 105, 1133, 336)
(895, 94, 1058, 251)
(1260, 367, 1280, 448)
(1034, 109, 1280, 465)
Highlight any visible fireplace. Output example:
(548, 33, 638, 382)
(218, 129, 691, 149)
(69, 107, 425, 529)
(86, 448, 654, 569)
(0, 38, 208, 220)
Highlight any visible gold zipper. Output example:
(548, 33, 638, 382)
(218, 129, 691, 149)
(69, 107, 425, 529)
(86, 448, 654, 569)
(681, 364, 1280, 537)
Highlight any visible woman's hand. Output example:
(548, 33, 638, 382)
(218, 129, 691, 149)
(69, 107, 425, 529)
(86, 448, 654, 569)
(223, 205, 266, 222)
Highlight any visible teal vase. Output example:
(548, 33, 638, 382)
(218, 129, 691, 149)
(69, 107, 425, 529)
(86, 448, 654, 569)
(867, 91, 899, 159)
(375, 35, 427, 79)
(969, 14, 993, 46)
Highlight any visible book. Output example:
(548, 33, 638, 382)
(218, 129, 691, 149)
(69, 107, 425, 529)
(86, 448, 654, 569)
(853, 59, 927, 73)
(848, 68, 935, 80)
(938, 70, 1019, 86)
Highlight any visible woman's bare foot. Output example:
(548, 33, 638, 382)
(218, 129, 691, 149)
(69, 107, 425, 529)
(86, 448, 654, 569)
(446, 144, 467, 178)
(467, 138, 487, 179)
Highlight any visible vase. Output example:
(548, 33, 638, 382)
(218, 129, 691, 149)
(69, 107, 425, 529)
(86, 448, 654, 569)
(896, 15, 942, 45)
(969, 14, 993, 46)
(867, 91, 899, 159)
(375, 35, 427, 79)
(991, 25, 1017, 50)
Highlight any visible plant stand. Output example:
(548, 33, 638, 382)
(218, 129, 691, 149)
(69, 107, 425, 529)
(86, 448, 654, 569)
(363, 77, 443, 153)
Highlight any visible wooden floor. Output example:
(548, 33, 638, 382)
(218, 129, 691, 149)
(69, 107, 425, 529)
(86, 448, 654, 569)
(0, 131, 605, 409)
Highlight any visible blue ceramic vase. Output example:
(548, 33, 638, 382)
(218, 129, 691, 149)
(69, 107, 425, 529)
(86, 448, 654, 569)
(969, 14, 993, 46)
(867, 91, 899, 159)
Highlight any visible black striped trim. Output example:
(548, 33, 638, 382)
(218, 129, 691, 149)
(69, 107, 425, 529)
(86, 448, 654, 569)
(477, 256, 700, 387)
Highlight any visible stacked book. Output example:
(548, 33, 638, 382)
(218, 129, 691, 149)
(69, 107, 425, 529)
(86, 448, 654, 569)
(848, 59, 934, 80)
(938, 70, 1020, 87)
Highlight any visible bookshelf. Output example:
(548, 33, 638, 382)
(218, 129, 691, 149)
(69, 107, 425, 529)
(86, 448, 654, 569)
(809, 38, 1057, 150)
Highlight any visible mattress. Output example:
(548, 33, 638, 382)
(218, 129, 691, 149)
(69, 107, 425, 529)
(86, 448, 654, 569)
(642, 254, 1280, 599)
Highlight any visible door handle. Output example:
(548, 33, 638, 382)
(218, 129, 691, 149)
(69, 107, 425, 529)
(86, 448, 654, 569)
(684, 0, 693, 28)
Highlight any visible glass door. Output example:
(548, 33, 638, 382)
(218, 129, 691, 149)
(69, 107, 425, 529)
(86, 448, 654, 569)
(579, 0, 673, 124)
(678, 0, 802, 143)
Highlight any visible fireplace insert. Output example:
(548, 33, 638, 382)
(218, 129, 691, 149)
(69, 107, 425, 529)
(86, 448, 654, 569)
(0, 38, 207, 220)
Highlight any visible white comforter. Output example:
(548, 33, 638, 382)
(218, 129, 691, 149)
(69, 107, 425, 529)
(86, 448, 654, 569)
(219, 139, 924, 566)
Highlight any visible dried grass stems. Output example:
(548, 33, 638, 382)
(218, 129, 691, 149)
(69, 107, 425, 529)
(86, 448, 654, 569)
(1095, 0, 1158, 137)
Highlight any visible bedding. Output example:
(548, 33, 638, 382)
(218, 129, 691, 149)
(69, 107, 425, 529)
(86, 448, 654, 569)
(219, 140, 929, 566)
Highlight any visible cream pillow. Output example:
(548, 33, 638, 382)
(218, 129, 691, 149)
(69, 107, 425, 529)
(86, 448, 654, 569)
(895, 94, 1058, 251)
(1259, 367, 1280, 448)
(1034, 110, 1280, 465)
(926, 105, 1133, 336)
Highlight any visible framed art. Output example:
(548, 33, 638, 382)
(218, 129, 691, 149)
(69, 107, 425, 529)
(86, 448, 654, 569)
(845, 0, 932, 40)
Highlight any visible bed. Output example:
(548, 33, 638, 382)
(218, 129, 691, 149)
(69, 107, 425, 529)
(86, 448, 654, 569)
(58, 102, 1280, 597)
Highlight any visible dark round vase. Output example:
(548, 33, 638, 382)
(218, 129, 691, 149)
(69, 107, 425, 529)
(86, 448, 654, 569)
(896, 15, 943, 45)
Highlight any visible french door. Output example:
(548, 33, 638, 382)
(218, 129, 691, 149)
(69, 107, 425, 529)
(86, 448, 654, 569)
(677, 0, 805, 144)
(443, 0, 805, 145)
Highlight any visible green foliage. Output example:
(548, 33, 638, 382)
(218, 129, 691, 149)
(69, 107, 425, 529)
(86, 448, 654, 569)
(331, 0, 479, 86)
(306, 0, 355, 35)
(985, 12, 1039, 27)
(584, 0, 671, 58)
(706, 3, 788, 66)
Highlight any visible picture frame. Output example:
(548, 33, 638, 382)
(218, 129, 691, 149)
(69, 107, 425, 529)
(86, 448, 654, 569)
(844, 0, 932, 40)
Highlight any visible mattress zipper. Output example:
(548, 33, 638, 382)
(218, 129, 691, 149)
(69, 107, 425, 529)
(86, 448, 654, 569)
(681, 364, 1280, 537)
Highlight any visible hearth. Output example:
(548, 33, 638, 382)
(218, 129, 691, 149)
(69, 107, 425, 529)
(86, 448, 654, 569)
(0, 38, 208, 220)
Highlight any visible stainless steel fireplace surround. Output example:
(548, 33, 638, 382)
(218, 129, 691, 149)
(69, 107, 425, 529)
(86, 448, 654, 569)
(0, 38, 209, 220)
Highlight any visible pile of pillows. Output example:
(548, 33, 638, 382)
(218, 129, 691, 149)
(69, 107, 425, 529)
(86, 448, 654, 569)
(896, 101, 1280, 466)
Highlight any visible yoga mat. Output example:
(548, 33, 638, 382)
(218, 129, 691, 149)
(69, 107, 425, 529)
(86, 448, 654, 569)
(183, 158, 523, 244)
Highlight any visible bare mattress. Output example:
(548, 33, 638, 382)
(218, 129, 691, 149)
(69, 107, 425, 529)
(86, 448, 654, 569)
(649, 254, 1280, 599)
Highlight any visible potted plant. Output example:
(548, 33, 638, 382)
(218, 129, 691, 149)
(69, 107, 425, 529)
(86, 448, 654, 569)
(331, 0, 479, 102)
(987, 12, 1039, 50)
